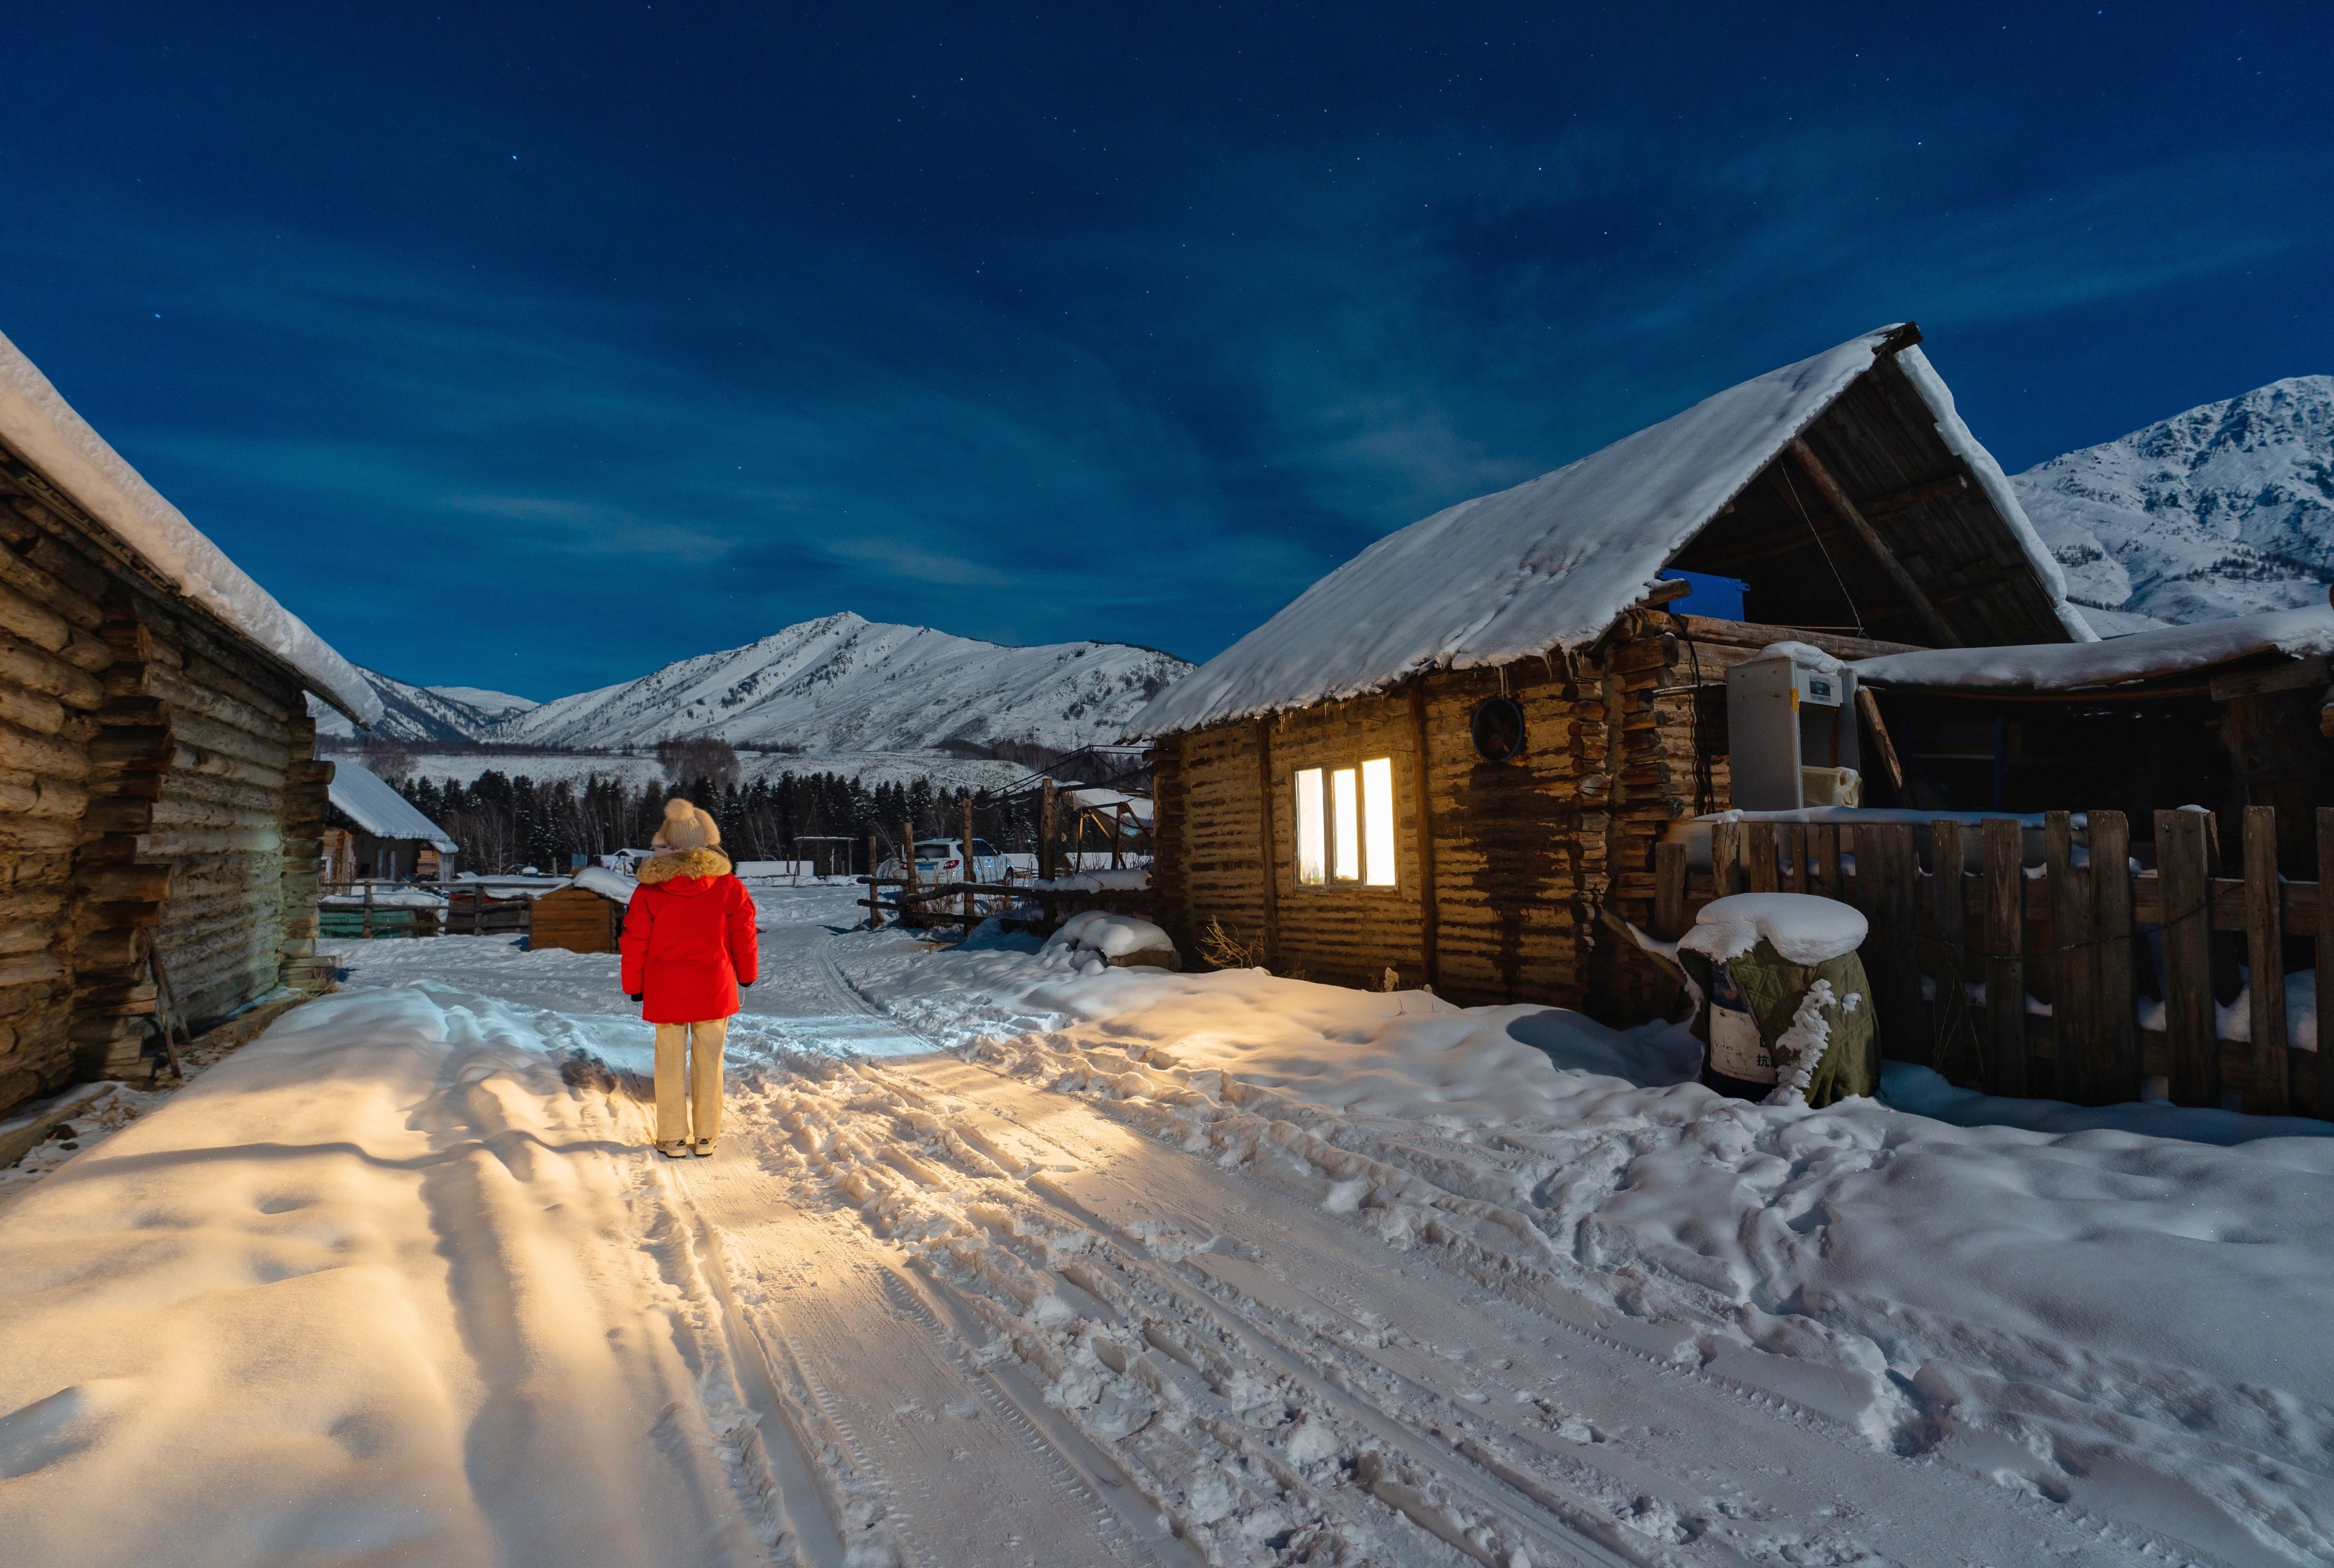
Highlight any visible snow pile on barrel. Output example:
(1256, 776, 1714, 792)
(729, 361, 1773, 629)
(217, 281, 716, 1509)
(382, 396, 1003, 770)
(1678, 892, 1869, 965)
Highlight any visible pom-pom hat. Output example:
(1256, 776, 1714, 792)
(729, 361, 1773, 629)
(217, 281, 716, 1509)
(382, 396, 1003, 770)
(652, 797, 720, 851)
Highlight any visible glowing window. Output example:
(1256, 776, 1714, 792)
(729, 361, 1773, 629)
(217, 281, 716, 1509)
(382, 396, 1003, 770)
(1362, 757, 1396, 886)
(1293, 768, 1326, 886)
(1331, 768, 1360, 880)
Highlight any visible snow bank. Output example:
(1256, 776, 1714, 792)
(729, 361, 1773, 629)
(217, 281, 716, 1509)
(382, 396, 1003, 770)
(1135, 329, 2086, 735)
(1854, 605, 2334, 693)
(1044, 910, 1175, 963)
(0, 329, 380, 725)
(1033, 868, 1150, 892)
(1678, 892, 1869, 965)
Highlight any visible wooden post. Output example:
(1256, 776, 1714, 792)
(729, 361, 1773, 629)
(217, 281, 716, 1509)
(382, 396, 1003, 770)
(2090, 811, 2138, 1106)
(1929, 819, 1965, 1079)
(2318, 809, 2334, 1121)
(1038, 779, 1058, 882)
(1653, 840, 1686, 941)
(1711, 820, 1743, 897)
(1781, 824, 1806, 893)
(964, 796, 979, 924)
(1855, 688, 1905, 795)
(2156, 809, 2218, 1107)
(866, 833, 880, 930)
(2045, 811, 2090, 1100)
(1982, 818, 2025, 1097)
(1408, 684, 1440, 989)
(2243, 804, 2289, 1115)
(1111, 803, 1127, 871)
(1254, 719, 1279, 970)
(1746, 821, 1779, 893)
(363, 879, 376, 940)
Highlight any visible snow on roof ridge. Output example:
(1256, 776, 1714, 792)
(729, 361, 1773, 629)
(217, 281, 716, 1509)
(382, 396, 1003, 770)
(326, 758, 457, 851)
(0, 328, 381, 725)
(1132, 326, 2083, 737)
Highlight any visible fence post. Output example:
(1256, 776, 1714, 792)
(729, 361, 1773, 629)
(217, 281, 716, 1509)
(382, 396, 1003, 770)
(1927, 818, 1965, 1078)
(1873, 823, 1922, 1063)
(2045, 811, 2090, 1101)
(2243, 804, 2289, 1115)
(2318, 809, 2334, 1122)
(1809, 824, 1839, 899)
(1711, 820, 1743, 897)
(363, 880, 376, 940)
(866, 833, 880, 930)
(1039, 779, 1058, 882)
(2091, 810, 2137, 1104)
(2156, 809, 2218, 1108)
(1654, 840, 1686, 939)
(964, 796, 978, 924)
(1982, 818, 2026, 1098)
(1778, 824, 1804, 893)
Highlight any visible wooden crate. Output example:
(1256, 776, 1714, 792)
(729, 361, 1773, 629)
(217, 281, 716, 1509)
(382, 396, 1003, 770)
(529, 886, 622, 954)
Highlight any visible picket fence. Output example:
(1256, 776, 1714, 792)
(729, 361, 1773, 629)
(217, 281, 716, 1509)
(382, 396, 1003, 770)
(1646, 804, 2334, 1122)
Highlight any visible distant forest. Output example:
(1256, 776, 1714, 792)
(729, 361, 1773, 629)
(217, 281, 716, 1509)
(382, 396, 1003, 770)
(387, 765, 1040, 876)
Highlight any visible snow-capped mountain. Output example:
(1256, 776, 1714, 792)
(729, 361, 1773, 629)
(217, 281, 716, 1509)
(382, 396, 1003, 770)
(489, 612, 1190, 753)
(310, 670, 528, 741)
(2013, 375, 2334, 626)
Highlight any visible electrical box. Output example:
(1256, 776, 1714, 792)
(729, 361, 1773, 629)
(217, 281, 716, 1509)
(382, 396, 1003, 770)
(1726, 651, 1863, 811)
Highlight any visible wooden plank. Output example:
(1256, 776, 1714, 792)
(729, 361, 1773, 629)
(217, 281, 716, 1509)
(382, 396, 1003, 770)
(1872, 823, 1923, 1063)
(1653, 840, 1686, 941)
(1786, 437, 1959, 647)
(1928, 819, 1965, 1080)
(2208, 655, 2331, 703)
(1780, 824, 1806, 894)
(1746, 821, 1779, 893)
(2090, 811, 2138, 1106)
(1808, 824, 1840, 899)
(2320, 809, 2334, 1121)
(1856, 471, 1968, 520)
(2156, 810, 2218, 1108)
(2045, 812, 2091, 1098)
(1409, 684, 1439, 989)
(1854, 688, 1905, 795)
(1711, 820, 1743, 897)
(2242, 804, 2289, 1115)
(2130, 873, 2321, 935)
(1981, 817, 2025, 1097)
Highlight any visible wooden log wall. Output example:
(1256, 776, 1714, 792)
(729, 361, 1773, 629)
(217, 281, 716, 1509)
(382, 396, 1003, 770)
(1149, 611, 1925, 1016)
(1646, 807, 2334, 1121)
(0, 455, 336, 1110)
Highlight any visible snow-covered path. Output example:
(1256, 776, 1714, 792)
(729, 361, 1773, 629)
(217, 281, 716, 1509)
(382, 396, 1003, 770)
(5, 887, 2331, 1566)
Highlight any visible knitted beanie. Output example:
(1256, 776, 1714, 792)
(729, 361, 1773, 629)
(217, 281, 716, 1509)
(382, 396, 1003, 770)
(653, 798, 720, 851)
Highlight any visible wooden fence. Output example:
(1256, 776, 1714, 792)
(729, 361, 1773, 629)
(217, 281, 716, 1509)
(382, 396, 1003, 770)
(1645, 805, 2334, 1121)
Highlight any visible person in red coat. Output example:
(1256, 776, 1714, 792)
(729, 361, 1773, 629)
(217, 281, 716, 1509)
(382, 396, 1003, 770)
(621, 798, 759, 1156)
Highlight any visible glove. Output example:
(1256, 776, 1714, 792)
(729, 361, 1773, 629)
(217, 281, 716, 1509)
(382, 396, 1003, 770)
(629, 993, 643, 1003)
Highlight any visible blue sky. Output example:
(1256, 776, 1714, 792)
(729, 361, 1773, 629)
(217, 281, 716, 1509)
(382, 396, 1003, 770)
(1, 3, 2326, 697)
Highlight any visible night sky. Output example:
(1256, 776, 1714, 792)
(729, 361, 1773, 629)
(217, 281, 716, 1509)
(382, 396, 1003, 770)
(1, 4, 2326, 699)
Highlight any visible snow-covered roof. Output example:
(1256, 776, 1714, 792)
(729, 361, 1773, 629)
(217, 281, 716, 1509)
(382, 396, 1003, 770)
(0, 329, 381, 725)
(1853, 607, 2334, 695)
(1134, 327, 2088, 736)
(328, 759, 458, 851)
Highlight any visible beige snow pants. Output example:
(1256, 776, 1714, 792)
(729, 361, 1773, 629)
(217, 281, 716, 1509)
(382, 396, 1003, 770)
(653, 1019, 729, 1145)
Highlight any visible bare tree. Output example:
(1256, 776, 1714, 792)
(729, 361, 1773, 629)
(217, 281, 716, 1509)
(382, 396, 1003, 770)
(656, 734, 740, 792)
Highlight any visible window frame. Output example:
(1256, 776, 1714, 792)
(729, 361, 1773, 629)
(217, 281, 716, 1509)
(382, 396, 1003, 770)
(1289, 753, 1401, 891)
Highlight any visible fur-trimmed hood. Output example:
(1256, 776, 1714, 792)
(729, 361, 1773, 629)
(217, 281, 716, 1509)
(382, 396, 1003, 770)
(635, 847, 732, 886)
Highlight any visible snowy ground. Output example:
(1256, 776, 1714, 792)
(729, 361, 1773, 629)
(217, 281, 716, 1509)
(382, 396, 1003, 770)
(3, 886, 2332, 1566)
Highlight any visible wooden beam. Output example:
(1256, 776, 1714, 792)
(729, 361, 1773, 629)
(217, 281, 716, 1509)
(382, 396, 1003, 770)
(1856, 472, 1968, 520)
(2208, 655, 2331, 704)
(1855, 688, 1904, 794)
(1785, 438, 1961, 648)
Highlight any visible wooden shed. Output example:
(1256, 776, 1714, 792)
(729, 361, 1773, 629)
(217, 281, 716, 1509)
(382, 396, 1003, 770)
(0, 328, 383, 1113)
(1133, 324, 2086, 1015)
(528, 868, 632, 953)
(324, 757, 457, 881)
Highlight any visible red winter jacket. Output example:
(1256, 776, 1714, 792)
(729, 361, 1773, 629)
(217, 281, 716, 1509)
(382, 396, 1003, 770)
(619, 848, 759, 1023)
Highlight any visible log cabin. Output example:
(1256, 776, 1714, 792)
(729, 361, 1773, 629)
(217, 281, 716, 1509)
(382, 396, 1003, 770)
(325, 757, 458, 882)
(0, 329, 383, 1114)
(1132, 324, 2087, 1016)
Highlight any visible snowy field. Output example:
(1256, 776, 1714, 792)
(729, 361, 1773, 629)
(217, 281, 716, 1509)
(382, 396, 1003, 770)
(3, 885, 2332, 1566)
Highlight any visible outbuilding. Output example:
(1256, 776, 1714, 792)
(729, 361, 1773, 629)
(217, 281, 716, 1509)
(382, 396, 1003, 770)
(0, 329, 383, 1111)
(1132, 324, 2086, 1012)
(528, 866, 633, 954)
(324, 757, 458, 882)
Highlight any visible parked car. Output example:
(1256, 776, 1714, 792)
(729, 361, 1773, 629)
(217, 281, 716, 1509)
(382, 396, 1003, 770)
(880, 838, 1010, 883)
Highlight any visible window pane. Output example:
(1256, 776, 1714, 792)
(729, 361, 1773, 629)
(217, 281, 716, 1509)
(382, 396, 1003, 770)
(1362, 757, 1397, 886)
(1332, 767, 1359, 880)
(1294, 768, 1325, 886)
